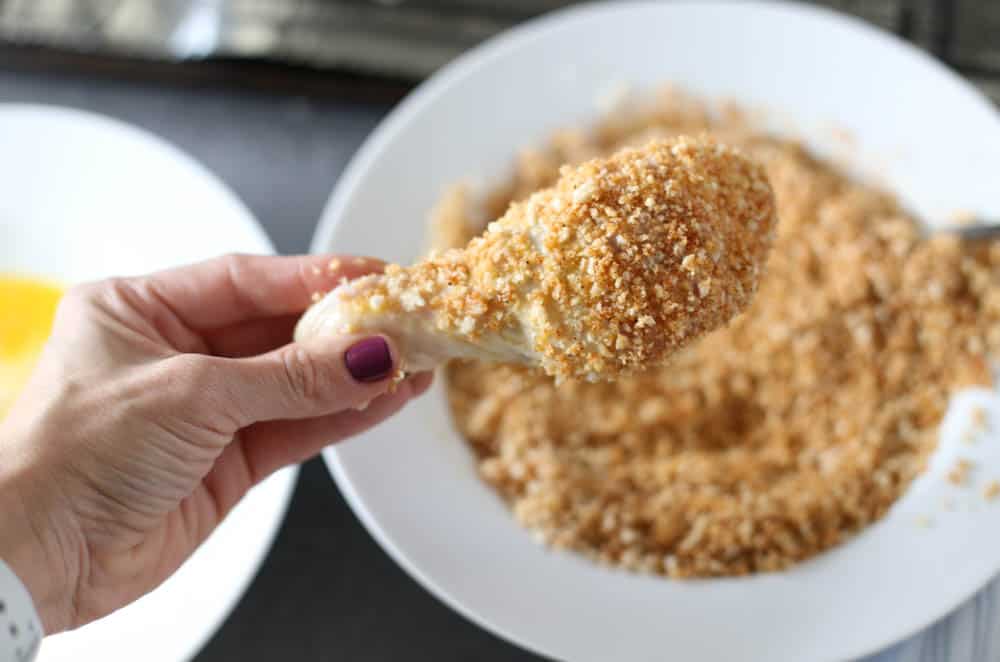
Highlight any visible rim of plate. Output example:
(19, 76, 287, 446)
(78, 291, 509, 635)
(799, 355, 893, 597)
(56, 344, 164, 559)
(0, 102, 274, 257)
(0, 103, 298, 662)
(312, 2, 1000, 660)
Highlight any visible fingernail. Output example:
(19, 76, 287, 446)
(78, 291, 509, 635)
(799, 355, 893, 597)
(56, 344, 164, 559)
(345, 337, 393, 383)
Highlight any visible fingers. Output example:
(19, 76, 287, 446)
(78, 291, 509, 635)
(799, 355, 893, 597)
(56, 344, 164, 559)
(187, 333, 405, 429)
(142, 253, 384, 331)
(237, 372, 434, 484)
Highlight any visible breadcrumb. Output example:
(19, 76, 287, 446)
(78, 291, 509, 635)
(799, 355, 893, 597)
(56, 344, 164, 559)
(300, 137, 776, 382)
(972, 406, 989, 430)
(436, 88, 1000, 578)
(947, 459, 974, 486)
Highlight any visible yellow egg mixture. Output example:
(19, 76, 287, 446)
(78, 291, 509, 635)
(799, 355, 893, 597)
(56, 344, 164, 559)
(0, 275, 62, 418)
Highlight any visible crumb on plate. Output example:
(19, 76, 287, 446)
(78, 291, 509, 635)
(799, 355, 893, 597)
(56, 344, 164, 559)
(433, 87, 1000, 578)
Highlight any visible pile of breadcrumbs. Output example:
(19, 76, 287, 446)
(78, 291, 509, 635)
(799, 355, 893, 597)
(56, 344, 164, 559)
(433, 88, 1000, 578)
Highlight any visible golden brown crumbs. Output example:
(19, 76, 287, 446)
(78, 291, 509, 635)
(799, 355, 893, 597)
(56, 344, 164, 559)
(947, 459, 974, 486)
(972, 406, 989, 430)
(311, 265, 322, 276)
(310, 291, 323, 303)
(325, 137, 774, 382)
(328, 258, 342, 273)
(984, 480, 1000, 500)
(434, 87, 1000, 578)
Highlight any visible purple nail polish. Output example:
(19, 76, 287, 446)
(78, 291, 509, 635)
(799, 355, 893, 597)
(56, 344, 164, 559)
(345, 337, 393, 383)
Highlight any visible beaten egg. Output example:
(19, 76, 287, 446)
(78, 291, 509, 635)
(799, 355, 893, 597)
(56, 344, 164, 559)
(0, 274, 63, 418)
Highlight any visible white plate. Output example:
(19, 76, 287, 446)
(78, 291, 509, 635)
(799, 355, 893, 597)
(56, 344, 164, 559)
(0, 105, 298, 662)
(311, 3, 1000, 661)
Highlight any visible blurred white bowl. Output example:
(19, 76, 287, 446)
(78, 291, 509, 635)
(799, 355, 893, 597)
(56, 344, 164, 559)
(311, 3, 1000, 660)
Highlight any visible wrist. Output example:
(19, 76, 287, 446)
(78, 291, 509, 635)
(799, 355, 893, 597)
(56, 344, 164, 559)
(0, 425, 79, 633)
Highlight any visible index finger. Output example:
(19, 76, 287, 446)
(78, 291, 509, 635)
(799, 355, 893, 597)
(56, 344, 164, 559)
(143, 253, 384, 330)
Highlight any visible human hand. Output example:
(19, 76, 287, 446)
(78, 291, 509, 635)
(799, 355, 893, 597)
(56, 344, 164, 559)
(0, 254, 432, 633)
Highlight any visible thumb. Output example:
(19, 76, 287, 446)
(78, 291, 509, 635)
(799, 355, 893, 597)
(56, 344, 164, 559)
(213, 334, 401, 426)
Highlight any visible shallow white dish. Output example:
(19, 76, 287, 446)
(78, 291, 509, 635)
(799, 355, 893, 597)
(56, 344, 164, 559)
(311, 2, 1000, 661)
(0, 105, 297, 662)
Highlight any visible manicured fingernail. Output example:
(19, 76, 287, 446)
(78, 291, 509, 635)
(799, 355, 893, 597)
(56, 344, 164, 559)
(345, 337, 393, 383)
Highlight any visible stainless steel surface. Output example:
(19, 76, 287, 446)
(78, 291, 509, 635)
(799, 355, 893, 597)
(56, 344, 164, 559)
(0, 0, 998, 102)
(0, 0, 568, 78)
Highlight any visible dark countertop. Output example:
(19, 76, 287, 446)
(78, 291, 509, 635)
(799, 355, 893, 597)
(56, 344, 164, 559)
(0, 67, 538, 661)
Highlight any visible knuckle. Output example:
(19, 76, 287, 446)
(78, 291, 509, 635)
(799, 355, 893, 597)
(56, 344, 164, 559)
(164, 353, 217, 406)
(278, 345, 332, 405)
(279, 345, 318, 402)
(146, 354, 242, 435)
(92, 276, 132, 300)
(221, 253, 259, 315)
(55, 279, 125, 325)
(63, 279, 110, 309)
(68, 277, 134, 312)
(222, 252, 252, 263)
(222, 253, 255, 284)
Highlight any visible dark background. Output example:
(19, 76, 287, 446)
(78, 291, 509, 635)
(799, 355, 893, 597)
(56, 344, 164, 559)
(0, 1, 998, 660)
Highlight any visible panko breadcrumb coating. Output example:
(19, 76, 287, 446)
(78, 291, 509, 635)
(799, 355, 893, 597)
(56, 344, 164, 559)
(296, 137, 776, 382)
(439, 88, 1000, 578)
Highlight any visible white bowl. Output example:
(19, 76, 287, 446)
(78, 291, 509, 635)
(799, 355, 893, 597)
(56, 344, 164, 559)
(311, 3, 1000, 660)
(0, 105, 298, 662)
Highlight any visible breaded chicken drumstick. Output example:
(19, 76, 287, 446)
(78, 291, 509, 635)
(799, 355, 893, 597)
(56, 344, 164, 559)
(296, 136, 776, 382)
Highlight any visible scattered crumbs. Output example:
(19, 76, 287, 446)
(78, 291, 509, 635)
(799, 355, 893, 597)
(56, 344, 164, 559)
(353, 257, 369, 266)
(386, 369, 407, 394)
(826, 125, 856, 147)
(947, 459, 974, 486)
(310, 265, 322, 276)
(915, 514, 933, 528)
(310, 291, 323, 303)
(328, 257, 342, 273)
(972, 406, 989, 430)
(984, 480, 1000, 500)
(327, 135, 773, 383)
(339, 276, 349, 287)
(432, 87, 1000, 578)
